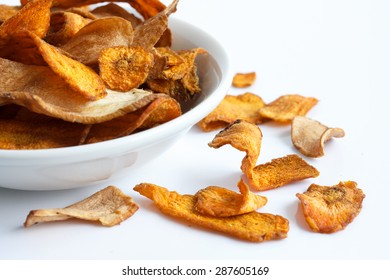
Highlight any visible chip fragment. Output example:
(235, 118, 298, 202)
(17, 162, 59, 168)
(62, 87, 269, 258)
(259, 94, 318, 123)
(232, 72, 256, 88)
(296, 181, 365, 233)
(194, 179, 267, 217)
(134, 183, 289, 242)
(198, 92, 266, 132)
(24, 186, 139, 227)
(291, 116, 345, 158)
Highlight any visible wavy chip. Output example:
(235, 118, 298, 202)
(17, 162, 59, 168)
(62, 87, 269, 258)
(259, 94, 318, 123)
(134, 183, 289, 242)
(99, 46, 153, 91)
(250, 154, 320, 191)
(24, 186, 139, 227)
(296, 181, 365, 233)
(198, 92, 266, 132)
(194, 179, 267, 217)
(232, 72, 256, 88)
(291, 116, 345, 158)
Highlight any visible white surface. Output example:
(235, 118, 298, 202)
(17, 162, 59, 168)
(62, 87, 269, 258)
(1, 0, 389, 260)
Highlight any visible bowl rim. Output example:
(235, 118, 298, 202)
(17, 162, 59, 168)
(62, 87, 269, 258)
(0, 17, 233, 161)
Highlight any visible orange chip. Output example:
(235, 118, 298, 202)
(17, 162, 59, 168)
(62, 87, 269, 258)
(127, 0, 167, 20)
(259, 94, 318, 123)
(198, 92, 266, 132)
(98, 46, 154, 92)
(249, 154, 320, 191)
(296, 181, 365, 233)
(232, 72, 256, 88)
(0, 4, 20, 22)
(24, 186, 139, 227)
(194, 179, 267, 217)
(291, 116, 345, 158)
(134, 183, 289, 242)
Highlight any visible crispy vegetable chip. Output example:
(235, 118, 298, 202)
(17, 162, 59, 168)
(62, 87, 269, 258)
(99, 46, 153, 91)
(232, 72, 256, 88)
(250, 154, 320, 191)
(24, 186, 139, 227)
(259, 94, 318, 123)
(134, 183, 289, 242)
(91, 3, 142, 28)
(198, 92, 266, 132)
(194, 179, 267, 217)
(291, 116, 345, 158)
(0, 57, 162, 124)
(296, 181, 365, 233)
(0, 5, 20, 22)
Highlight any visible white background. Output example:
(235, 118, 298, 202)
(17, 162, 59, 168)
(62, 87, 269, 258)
(1, 0, 389, 261)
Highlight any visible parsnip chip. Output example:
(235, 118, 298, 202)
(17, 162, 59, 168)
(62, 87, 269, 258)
(250, 154, 320, 191)
(296, 181, 365, 233)
(198, 92, 266, 132)
(0, 58, 160, 124)
(99, 46, 153, 92)
(24, 186, 139, 227)
(194, 179, 267, 217)
(232, 72, 256, 88)
(134, 183, 289, 242)
(291, 116, 345, 158)
(259, 94, 318, 123)
(84, 95, 181, 143)
(61, 17, 134, 66)
(208, 120, 262, 180)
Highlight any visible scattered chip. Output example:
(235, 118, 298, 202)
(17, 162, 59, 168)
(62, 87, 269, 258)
(296, 181, 365, 233)
(134, 183, 289, 242)
(99, 46, 153, 92)
(250, 154, 320, 191)
(259, 94, 318, 123)
(24, 186, 139, 227)
(232, 72, 256, 88)
(291, 116, 345, 158)
(194, 179, 267, 217)
(198, 92, 266, 132)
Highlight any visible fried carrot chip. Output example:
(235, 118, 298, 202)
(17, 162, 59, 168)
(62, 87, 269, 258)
(84, 95, 181, 143)
(296, 181, 365, 233)
(208, 120, 262, 179)
(0, 5, 20, 23)
(197, 92, 266, 132)
(249, 154, 320, 191)
(259, 94, 318, 123)
(134, 183, 289, 242)
(127, 0, 167, 20)
(99, 46, 153, 92)
(291, 116, 345, 158)
(0, 58, 160, 124)
(194, 179, 267, 217)
(24, 186, 139, 227)
(232, 72, 256, 88)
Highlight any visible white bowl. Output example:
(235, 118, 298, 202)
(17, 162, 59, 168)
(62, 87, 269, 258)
(0, 18, 233, 191)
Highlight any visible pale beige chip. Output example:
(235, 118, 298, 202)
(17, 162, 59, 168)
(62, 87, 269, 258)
(259, 94, 318, 123)
(296, 181, 365, 233)
(232, 72, 256, 88)
(291, 116, 345, 157)
(24, 186, 139, 227)
(198, 92, 266, 132)
(134, 183, 289, 242)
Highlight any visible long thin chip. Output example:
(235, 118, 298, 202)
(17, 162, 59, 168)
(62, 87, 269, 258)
(296, 181, 365, 233)
(134, 183, 289, 242)
(24, 186, 139, 227)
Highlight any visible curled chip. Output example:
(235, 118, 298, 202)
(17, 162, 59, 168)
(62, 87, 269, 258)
(198, 92, 266, 132)
(296, 181, 365, 233)
(250, 154, 320, 191)
(134, 183, 289, 242)
(232, 72, 256, 88)
(194, 179, 267, 217)
(24, 186, 139, 227)
(99, 46, 153, 92)
(291, 116, 345, 158)
(259, 94, 318, 123)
